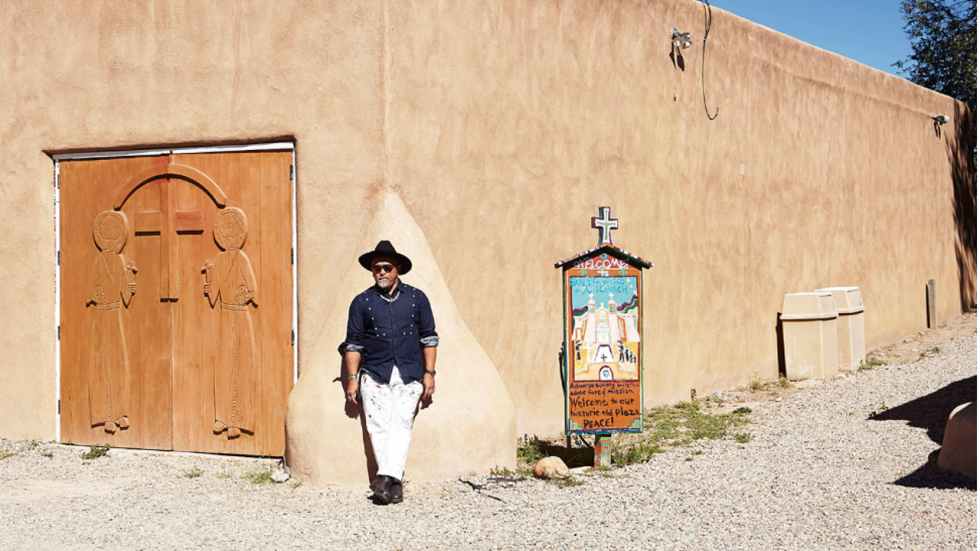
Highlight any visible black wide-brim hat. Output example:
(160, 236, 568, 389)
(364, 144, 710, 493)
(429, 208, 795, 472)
(358, 240, 413, 274)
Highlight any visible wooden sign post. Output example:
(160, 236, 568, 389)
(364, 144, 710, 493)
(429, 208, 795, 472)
(555, 207, 652, 466)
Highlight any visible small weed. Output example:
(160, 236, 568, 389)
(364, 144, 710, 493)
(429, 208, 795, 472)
(40, 450, 54, 458)
(673, 400, 700, 412)
(81, 444, 110, 460)
(687, 414, 730, 441)
(733, 432, 751, 443)
(216, 472, 233, 479)
(684, 457, 693, 461)
(291, 480, 303, 489)
(489, 466, 518, 478)
(611, 440, 664, 466)
(859, 357, 886, 371)
(749, 378, 764, 391)
(0, 450, 14, 460)
(615, 401, 753, 466)
(867, 402, 890, 418)
(932, 346, 941, 354)
(26, 440, 41, 452)
(516, 439, 545, 464)
(184, 467, 204, 479)
(778, 377, 791, 388)
(243, 468, 274, 484)
(550, 476, 585, 489)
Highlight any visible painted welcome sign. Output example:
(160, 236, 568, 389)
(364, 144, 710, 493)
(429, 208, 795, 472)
(556, 207, 653, 434)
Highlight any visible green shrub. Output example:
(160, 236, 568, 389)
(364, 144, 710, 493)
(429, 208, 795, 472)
(243, 468, 274, 484)
(81, 444, 110, 460)
(859, 357, 886, 371)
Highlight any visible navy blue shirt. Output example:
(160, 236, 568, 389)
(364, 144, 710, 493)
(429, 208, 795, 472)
(341, 282, 438, 384)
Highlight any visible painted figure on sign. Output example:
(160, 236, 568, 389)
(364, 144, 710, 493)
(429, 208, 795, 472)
(204, 207, 258, 439)
(86, 211, 137, 433)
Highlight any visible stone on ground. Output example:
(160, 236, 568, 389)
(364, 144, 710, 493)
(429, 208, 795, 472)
(937, 401, 976, 480)
(533, 457, 570, 479)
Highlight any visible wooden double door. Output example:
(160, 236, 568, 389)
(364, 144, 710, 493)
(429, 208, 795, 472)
(59, 151, 293, 456)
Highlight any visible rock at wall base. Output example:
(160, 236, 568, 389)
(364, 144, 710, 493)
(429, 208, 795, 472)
(937, 402, 976, 480)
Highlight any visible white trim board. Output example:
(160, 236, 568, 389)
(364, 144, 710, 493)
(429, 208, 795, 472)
(54, 161, 61, 443)
(291, 149, 299, 384)
(52, 141, 294, 162)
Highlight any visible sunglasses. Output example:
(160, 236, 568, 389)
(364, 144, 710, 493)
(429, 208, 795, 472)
(372, 263, 397, 274)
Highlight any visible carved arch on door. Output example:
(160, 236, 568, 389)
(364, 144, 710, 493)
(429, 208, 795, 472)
(114, 162, 228, 210)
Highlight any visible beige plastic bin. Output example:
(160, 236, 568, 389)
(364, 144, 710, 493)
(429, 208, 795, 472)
(815, 286, 866, 372)
(781, 292, 839, 380)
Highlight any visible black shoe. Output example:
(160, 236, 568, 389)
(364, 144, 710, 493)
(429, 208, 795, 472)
(371, 476, 393, 504)
(389, 480, 403, 503)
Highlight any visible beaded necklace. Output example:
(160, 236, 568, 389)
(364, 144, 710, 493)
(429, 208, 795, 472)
(376, 286, 402, 304)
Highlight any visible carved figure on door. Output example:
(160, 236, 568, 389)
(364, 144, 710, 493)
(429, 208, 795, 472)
(204, 207, 259, 439)
(86, 211, 137, 433)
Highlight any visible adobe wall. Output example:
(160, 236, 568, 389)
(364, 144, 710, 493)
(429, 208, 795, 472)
(382, 1, 975, 435)
(0, 0, 387, 439)
(0, 0, 973, 443)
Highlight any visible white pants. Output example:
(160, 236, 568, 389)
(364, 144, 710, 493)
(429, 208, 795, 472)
(360, 366, 423, 481)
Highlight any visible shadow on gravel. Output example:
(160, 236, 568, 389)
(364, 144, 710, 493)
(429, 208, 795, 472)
(870, 375, 976, 444)
(893, 451, 977, 491)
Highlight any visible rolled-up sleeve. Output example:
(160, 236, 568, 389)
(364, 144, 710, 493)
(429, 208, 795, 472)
(417, 291, 439, 348)
(338, 296, 366, 355)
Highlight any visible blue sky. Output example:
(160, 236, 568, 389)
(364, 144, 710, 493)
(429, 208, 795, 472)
(711, 0, 913, 76)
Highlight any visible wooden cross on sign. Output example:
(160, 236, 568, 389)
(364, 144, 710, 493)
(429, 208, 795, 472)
(591, 206, 618, 246)
(134, 179, 206, 300)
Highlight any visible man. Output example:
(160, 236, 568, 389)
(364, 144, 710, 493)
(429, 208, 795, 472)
(341, 240, 438, 504)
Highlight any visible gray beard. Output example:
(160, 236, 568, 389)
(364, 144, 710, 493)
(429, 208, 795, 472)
(376, 278, 393, 290)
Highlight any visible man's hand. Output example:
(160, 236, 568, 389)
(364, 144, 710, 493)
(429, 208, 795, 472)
(422, 373, 435, 401)
(346, 378, 359, 404)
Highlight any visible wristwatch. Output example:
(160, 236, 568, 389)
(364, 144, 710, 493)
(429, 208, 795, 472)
(424, 369, 437, 377)
(347, 374, 357, 381)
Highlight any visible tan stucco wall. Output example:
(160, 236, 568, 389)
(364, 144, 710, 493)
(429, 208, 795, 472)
(383, 1, 975, 435)
(0, 0, 387, 439)
(1, 0, 974, 447)
(285, 190, 516, 485)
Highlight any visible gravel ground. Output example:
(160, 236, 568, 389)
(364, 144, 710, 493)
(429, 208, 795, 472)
(1, 332, 975, 550)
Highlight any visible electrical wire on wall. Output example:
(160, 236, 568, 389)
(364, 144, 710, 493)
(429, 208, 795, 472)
(700, 0, 719, 120)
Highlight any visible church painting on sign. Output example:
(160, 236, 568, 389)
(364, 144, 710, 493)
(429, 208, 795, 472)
(569, 267, 640, 382)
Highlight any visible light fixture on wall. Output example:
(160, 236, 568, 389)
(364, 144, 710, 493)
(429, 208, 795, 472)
(934, 113, 950, 125)
(672, 28, 692, 50)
